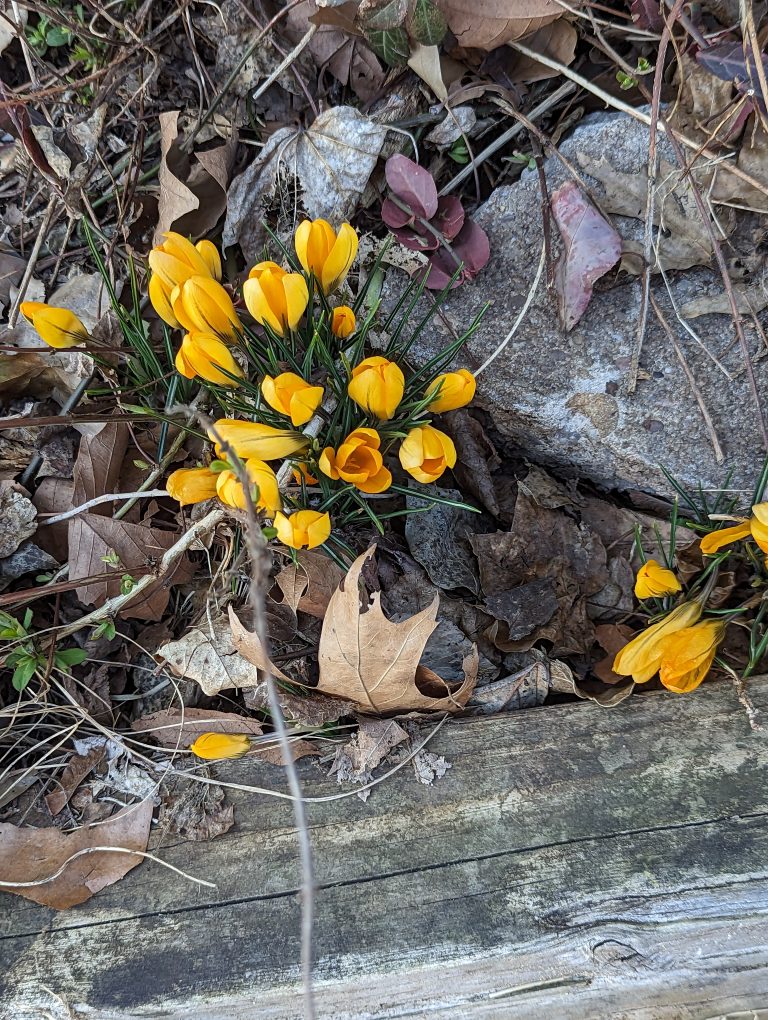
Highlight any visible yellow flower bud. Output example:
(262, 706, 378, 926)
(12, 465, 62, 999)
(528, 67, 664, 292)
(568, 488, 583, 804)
(261, 372, 323, 427)
(331, 305, 356, 339)
(175, 333, 243, 386)
(195, 239, 222, 281)
(425, 369, 476, 413)
(20, 302, 88, 349)
(211, 419, 309, 461)
(294, 219, 358, 294)
(347, 356, 404, 421)
(171, 277, 241, 339)
(242, 262, 308, 336)
(658, 619, 726, 693)
(612, 601, 702, 684)
(319, 428, 391, 494)
(273, 509, 331, 550)
(215, 459, 281, 515)
(189, 732, 251, 760)
(166, 466, 219, 506)
(634, 559, 682, 599)
(398, 425, 456, 484)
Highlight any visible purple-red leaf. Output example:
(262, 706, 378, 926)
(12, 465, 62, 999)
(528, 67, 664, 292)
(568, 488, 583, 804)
(423, 218, 490, 289)
(385, 153, 439, 219)
(390, 224, 440, 251)
(630, 0, 664, 32)
(381, 197, 414, 229)
(433, 196, 465, 241)
(697, 41, 768, 110)
(550, 181, 621, 332)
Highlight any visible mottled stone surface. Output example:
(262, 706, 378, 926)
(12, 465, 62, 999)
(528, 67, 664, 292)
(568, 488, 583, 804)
(397, 110, 768, 496)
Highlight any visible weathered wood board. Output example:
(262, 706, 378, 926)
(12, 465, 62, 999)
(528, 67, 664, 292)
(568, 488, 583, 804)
(2, 680, 768, 1019)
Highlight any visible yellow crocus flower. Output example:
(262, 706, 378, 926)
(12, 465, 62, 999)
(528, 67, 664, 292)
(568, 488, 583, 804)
(319, 427, 392, 494)
(243, 262, 309, 336)
(612, 601, 703, 683)
(20, 302, 89, 348)
(261, 372, 323, 427)
(657, 619, 726, 694)
(211, 419, 309, 461)
(347, 356, 404, 421)
(425, 369, 476, 413)
(294, 219, 358, 294)
(148, 232, 222, 327)
(331, 305, 356, 338)
(634, 559, 682, 599)
(175, 333, 243, 386)
(215, 459, 281, 516)
(171, 276, 241, 339)
(274, 509, 331, 550)
(398, 425, 457, 484)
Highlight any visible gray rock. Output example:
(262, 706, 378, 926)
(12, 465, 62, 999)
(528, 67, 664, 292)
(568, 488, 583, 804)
(391, 110, 768, 496)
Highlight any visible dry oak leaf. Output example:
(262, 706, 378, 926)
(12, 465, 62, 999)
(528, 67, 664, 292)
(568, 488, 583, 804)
(438, 0, 564, 50)
(131, 708, 264, 748)
(275, 549, 345, 618)
(0, 799, 153, 909)
(317, 545, 478, 713)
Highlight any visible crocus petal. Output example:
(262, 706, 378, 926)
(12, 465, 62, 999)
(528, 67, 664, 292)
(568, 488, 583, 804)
(242, 277, 282, 334)
(148, 250, 199, 290)
(160, 232, 212, 277)
(149, 274, 179, 327)
(181, 277, 241, 338)
(212, 419, 309, 461)
(166, 466, 219, 505)
(288, 384, 323, 426)
(282, 273, 310, 330)
(700, 521, 752, 554)
(331, 306, 356, 338)
(634, 559, 682, 599)
(195, 239, 222, 280)
(189, 732, 251, 760)
(752, 503, 768, 554)
(612, 601, 703, 683)
(322, 224, 358, 293)
(20, 303, 89, 348)
(425, 369, 476, 413)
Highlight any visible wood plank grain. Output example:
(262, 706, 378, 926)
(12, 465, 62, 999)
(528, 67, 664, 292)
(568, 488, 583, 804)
(1, 680, 767, 1018)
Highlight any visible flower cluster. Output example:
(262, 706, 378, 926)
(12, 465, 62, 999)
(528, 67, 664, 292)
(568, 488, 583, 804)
(149, 220, 477, 552)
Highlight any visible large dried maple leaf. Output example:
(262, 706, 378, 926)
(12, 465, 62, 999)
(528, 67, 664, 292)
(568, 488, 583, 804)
(317, 546, 478, 714)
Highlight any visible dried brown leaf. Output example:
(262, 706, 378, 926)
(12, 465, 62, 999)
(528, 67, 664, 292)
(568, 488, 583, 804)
(0, 799, 153, 909)
(317, 546, 478, 713)
(45, 744, 107, 816)
(438, 0, 563, 50)
(551, 656, 634, 706)
(275, 550, 345, 618)
(131, 708, 263, 748)
(69, 512, 193, 621)
(505, 20, 577, 82)
(159, 779, 234, 842)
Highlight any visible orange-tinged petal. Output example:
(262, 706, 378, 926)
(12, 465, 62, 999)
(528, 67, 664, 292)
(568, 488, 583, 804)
(331, 305, 356, 338)
(700, 521, 751, 554)
(166, 466, 219, 505)
(658, 620, 725, 693)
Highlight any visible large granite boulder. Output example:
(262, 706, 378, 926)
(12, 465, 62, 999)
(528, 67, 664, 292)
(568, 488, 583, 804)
(395, 110, 767, 496)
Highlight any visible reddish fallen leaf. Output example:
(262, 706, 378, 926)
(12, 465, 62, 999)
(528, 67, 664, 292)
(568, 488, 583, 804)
(0, 799, 153, 909)
(630, 0, 664, 31)
(551, 181, 622, 331)
(697, 41, 768, 111)
(438, 0, 563, 50)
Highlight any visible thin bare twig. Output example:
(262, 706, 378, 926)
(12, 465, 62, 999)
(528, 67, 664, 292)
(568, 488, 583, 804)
(40, 490, 169, 527)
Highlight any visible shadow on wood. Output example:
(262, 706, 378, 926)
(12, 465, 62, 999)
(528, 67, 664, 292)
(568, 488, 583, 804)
(1, 680, 767, 1019)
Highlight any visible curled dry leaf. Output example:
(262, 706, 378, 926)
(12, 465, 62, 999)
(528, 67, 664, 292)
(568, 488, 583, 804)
(45, 743, 107, 816)
(317, 546, 478, 713)
(550, 656, 634, 707)
(551, 181, 622, 331)
(0, 799, 153, 909)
